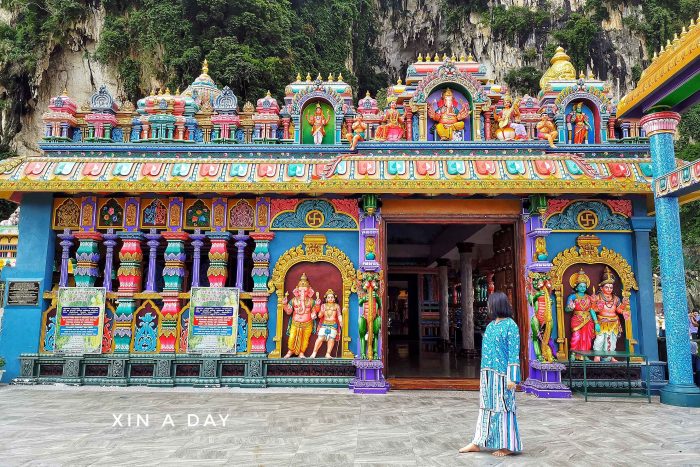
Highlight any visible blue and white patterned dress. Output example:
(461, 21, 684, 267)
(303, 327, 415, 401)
(471, 317, 522, 452)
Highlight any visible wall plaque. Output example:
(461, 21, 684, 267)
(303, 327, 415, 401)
(6, 281, 40, 306)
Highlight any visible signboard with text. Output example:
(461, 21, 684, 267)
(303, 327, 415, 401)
(55, 287, 106, 355)
(187, 287, 239, 354)
(6, 281, 40, 306)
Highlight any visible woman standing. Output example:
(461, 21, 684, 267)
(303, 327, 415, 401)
(460, 292, 522, 457)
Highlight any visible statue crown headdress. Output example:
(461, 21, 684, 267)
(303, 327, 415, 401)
(598, 266, 616, 287)
(315, 102, 322, 109)
(297, 273, 310, 288)
(324, 288, 337, 298)
(503, 94, 513, 104)
(443, 88, 453, 97)
(569, 268, 591, 289)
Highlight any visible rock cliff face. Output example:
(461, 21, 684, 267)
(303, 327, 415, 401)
(8, 0, 651, 155)
(373, 0, 647, 90)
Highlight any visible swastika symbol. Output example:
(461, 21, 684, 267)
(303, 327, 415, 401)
(305, 210, 325, 228)
(577, 210, 598, 229)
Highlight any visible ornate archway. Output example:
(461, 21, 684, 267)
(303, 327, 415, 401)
(409, 61, 491, 141)
(549, 235, 638, 360)
(290, 82, 346, 144)
(268, 234, 357, 358)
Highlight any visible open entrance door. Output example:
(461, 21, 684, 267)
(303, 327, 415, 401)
(381, 209, 526, 390)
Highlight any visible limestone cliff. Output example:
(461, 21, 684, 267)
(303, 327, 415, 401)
(0, 0, 666, 156)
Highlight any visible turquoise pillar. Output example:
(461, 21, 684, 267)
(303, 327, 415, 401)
(641, 111, 700, 407)
(0, 194, 55, 382)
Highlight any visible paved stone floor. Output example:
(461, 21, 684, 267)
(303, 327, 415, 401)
(0, 385, 699, 466)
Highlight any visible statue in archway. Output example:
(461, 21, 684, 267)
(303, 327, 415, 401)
(310, 288, 343, 358)
(428, 88, 471, 141)
(592, 267, 629, 361)
(565, 268, 597, 358)
(306, 103, 331, 145)
(494, 95, 527, 141)
(567, 102, 592, 144)
(374, 100, 404, 141)
(282, 273, 321, 358)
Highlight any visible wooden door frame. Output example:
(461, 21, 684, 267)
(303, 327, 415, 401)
(378, 202, 529, 381)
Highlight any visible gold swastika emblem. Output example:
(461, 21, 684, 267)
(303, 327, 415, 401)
(305, 210, 325, 228)
(577, 210, 599, 230)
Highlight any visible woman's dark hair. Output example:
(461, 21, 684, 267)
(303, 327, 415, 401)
(488, 291, 513, 319)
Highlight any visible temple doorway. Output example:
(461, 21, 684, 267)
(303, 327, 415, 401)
(382, 220, 522, 390)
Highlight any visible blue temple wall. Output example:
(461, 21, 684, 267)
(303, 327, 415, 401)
(267, 230, 360, 355)
(545, 196, 657, 359)
(0, 193, 55, 381)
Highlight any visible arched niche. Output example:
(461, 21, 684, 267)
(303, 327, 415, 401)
(555, 88, 611, 144)
(301, 99, 336, 145)
(290, 85, 346, 145)
(424, 84, 473, 141)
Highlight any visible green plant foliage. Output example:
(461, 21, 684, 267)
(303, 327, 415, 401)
(553, 13, 601, 72)
(487, 5, 550, 43)
(504, 66, 541, 96)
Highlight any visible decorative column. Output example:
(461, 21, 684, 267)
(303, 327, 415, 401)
(74, 231, 103, 287)
(521, 195, 571, 398)
(160, 231, 188, 353)
(641, 111, 700, 407)
(404, 106, 413, 141)
(115, 231, 144, 353)
(482, 109, 492, 140)
(206, 231, 230, 287)
(102, 229, 118, 292)
(234, 230, 249, 290)
(250, 231, 274, 353)
(437, 258, 450, 347)
(631, 215, 666, 393)
(351, 194, 390, 394)
(57, 229, 74, 288)
(144, 229, 160, 293)
(190, 229, 205, 288)
(458, 243, 476, 357)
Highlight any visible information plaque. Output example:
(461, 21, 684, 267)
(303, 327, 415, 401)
(6, 281, 40, 306)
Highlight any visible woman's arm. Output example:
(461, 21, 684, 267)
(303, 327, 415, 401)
(507, 320, 521, 387)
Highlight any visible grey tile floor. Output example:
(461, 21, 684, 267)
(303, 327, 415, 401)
(0, 385, 698, 466)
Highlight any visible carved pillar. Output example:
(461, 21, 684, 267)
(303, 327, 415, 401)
(144, 229, 160, 293)
(190, 229, 205, 288)
(520, 195, 570, 398)
(57, 229, 74, 288)
(458, 242, 475, 354)
(483, 109, 492, 140)
(473, 106, 482, 141)
(437, 258, 450, 345)
(160, 231, 188, 353)
(115, 231, 144, 352)
(352, 195, 389, 393)
(74, 231, 103, 287)
(250, 231, 274, 354)
(234, 230, 249, 290)
(608, 117, 617, 140)
(102, 229, 118, 293)
(641, 111, 700, 407)
(404, 107, 413, 141)
(418, 105, 426, 141)
(206, 231, 230, 287)
(622, 121, 631, 139)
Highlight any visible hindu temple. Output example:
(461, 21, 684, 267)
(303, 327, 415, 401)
(0, 34, 698, 406)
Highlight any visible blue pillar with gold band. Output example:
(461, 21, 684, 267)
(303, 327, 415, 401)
(641, 111, 700, 407)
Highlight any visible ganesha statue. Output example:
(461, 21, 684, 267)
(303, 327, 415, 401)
(427, 88, 470, 141)
(282, 273, 321, 358)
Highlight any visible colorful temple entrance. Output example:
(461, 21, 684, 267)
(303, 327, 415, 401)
(0, 45, 677, 398)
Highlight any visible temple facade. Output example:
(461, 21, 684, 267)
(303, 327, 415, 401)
(0, 47, 667, 394)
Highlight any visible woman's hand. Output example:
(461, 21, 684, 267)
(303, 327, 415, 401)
(507, 380, 516, 391)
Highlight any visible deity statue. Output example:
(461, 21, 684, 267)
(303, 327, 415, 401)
(282, 273, 321, 358)
(536, 113, 558, 148)
(565, 269, 598, 358)
(592, 267, 630, 361)
(527, 272, 554, 363)
(310, 289, 343, 358)
(494, 96, 528, 141)
(567, 102, 592, 144)
(345, 113, 366, 151)
(374, 99, 404, 142)
(358, 271, 382, 360)
(427, 88, 470, 141)
(306, 103, 331, 145)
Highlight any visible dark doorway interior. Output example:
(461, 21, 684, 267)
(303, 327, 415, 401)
(385, 222, 517, 381)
